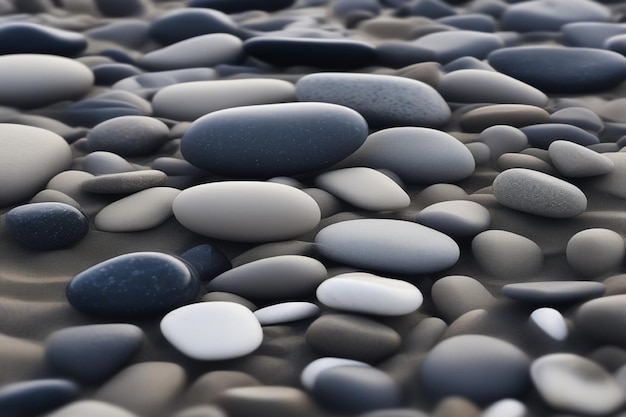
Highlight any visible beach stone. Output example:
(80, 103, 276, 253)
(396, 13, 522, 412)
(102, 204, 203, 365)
(431, 275, 496, 322)
(160, 302, 263, 360)
(301, 357, 371, 390)
(488, 46, 626, 93)
(315, 219, 460, 275)
(0, 54, 93, 108)
(64, 91, 153, 127)
(295, 73, 450, 128)
(492, 168, 587, 218)
(531, 353, 625, 415)
(94, 187, 180, 232)
(86, 20, 150, 49)
(591, 152, 626, 199)
(316, 272, 423, 316)
(243, 37, 375, 69)
(93, 0, 145, 17)
(83, 151, 134, 176)
(180, 102, 368, 178)
(139, 34, 242, 71)
(0, 124, 72, 207)
(45, 324, 144, 384)
(190, 0, 294, 12)
(153, 79, 296, 121)
(214, 386, 319, 417)
(520, 123, 599, 148)
(375, 42, 436, 68)
(431, 397, 481, 417)
(306, 314, 401, 363)
(113, 68, 217, 95)
(481, 399, 527, 417)
(358, 409, 429, 417)
(254, 302, 320, 326)
(412, 30, 503, 64)
(201, 292, 256, 311)
(5, 202, 88, 250)
(478, 125, 528, 163)
(93, 63, 143, 86)
(416, 184, 468, 207)
(460, 104, 550, 132)
(438, 69, 548, 106)
(502, 281, 606, 304)
(29, 190, 81, 210)
(81, 170, 167, 194)
(206, 255, 326, 301)
(437, 13, 496, 32)
(416, 200, 490, 238)
(66, 252, 200, 317)
(419, 335, 531, 404)
(172, 405, 227, 417)
(179, 244, 231, 282)
(312, 366, 401, 414)
(563, 22, 626, 48)
(472, 230, 544, 277)
(302, 188, 343, 218)
(0, 22, 87, 56)
(182, 370, 260, 407)
(340, 127, 475, 184)
(86, 116, 170, 157)
(46, 400, 139, 417)
(530, 307, 568, 341)
(0, 378, 79, 417)
(549, 107, 604, 133)
(566, 228, 625, 278)
(548, 140, 614, 178)
(496, 153, 555, 174)
(501, 0, 610, 32)
(575, 295, 626, 347)
(606, 33, 626, 56)
(148, 8, 245, 45)
(315, 167, 410, 211)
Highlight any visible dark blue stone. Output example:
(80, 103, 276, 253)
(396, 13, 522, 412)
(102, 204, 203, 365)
(488, 46, 626, 93)
(93, 63, 143, 86)
(97, 48, 138, 65)
(179, 244, 231, 281)
(562, 22, 626, 48)
(0, 379, 79, 416)
(64, 99, 146, 128)
(520, 123, 599, 148)
(0, 22, 87, 56)
(243, 36, 376, 69)
(5, 203, 89, 250)
(375, 42, 436, 68)
(94, 0, 145, 17)
(395, 0, 456, 18)
(189, 0, 295, 13)
(331, 0, 381, 18)
(66, 252, 201, 317)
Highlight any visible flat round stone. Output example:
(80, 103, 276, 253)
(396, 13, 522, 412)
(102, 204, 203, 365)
(472, 230, 544, 277)
(530, 308, 568, 341)
(431, 275, 496, 322)
(214, 386, 319, 417)
(501, 0, 610, 32)
(460, 104, 550, 132)
(412, 30, 504, 63)
(502, 281, 606, 304)
(83, 151, 134, 176)
(0, 22, 87, 56)
(160, 302, 263, 360)
(520, 123, 599, 148)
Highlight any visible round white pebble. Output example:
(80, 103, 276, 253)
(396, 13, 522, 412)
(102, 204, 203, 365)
(530, 307, 568, 341)
(253, 302, 320, 326)
(300, 357, 371, 390)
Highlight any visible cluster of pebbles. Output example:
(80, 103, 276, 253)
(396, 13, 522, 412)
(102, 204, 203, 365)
(3, 0, 626, 416)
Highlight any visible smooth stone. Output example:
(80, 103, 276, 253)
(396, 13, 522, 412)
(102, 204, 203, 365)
(563, 22, 626, 48)
(30, 190, 81, 210)
(93, 63, 144, 86)
(153, 79, 296, 121)
(530, 307, 568, 341)
(431, 275, 496, 322)
(113, 68, 217, 95)
(591, 153, 626, 199)
(160, 302, 263, 360)
(179, 244, 231, 282)
(438, 69, 548, 106)
(412, 30, 504, 64)
(605, 33, 626, 56)
(301, 357, 371, 390)
(45, 400, 139, 417)
(180, 102, 368, 178)
(496, 153, 555, 174)
(416, 200, 490, 238)
(548, 140, 614, 177)
(314, 167, 410, 211)
(5, 202, 88, 250)
(481, 399, 527, 417)
(173, 182, 321, 242)
(302, 188, 343, 218)
(189, 0, 295, 13)
(357, 409, 429, 417)
(295, 72, 450, 128)
(416, 183, 468, 207)
(419, 335, 530, 404)
(520, 123, 599, 148)
(502, 281, 606, 304)
(206, 255, 326, 301)
(566, 228, 625, 278)
(305, 314, 401, 363)
(531, 353, 625, 415)
(139, 33, 242, 71)
(0, 124, 72, 207)
(151, 158, 205, 177)
(431, 397, 481, 417)
(64, 91, 153, 127)
(200, 292, 256, 311)
(214, 386, 319, 417)
(575, 295, 626, 347)
(375, 41, 436, 68)
(604, 274, 626, 296)
(472, 230, 544, 277)
(45, 324, 144, 384)
(398, 0, 456, 18)
(549, 107, 604, 133)
(488, 46, 626, 93)
(465, 141, 490, 165)
(182, 370, 260, 407)
(86, 116, 170, 157)
(230, 240, 316, 267)
(0, 379, 79, 416)
(0, 54, 93, 108)
(437, 13, 496, 32)
(315, 219, 460, 275)
(94, 187, 180, 232)
(243, 37, 376, 69)
(339, 127, 475, 184)
(501, 0, 610, 32)
(86, 20, 150, 49)
(81, 170, 167, 194)
(492, 168, 587, 218)
(0, 22, 87, 56)
(316, 272, 423, 316)
(66, 252, 200, 317)
(459, 104, 550, 132)
(478, 124, 528, 163)
(312, 366, 402, 414)
(83, 151, 135, 175)
(254, 302, 320, 326)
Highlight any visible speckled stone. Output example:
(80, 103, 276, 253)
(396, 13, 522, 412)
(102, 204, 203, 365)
(86, 116, 170, 157)
(548, 140, 614, 177)
(81, 170, 167, 194)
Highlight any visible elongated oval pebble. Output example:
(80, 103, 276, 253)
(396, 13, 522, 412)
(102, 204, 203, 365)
(254, 302, 320, 326)
(530, 308, 568, 341)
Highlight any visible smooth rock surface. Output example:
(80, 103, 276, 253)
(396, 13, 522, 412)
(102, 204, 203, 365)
(530, 308, 568, 341)
(86, 116, 170, 157)
(566, 228, 625, 278)
(412, 30, 504, 64)
(548, 140, 614, 177)
(81, 170, 167, 194)
(431, 275, 496, 322)
(460, 104, 550, 132)
(501, 0, 611, 32)
(0, 379, 79, 417)
(416, 200, 490, 238)
(472, 230, 544, 277)
(575, 294, 626, 347)
(503, 281, 606, 304)
(253, 302, 320, 326)
(45, 400, 139, 417)
(300, 357, 371, 390)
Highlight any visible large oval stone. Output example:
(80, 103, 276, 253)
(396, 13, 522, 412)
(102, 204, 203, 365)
(180, 102, 368, 178)
(173, 181, 321, 242)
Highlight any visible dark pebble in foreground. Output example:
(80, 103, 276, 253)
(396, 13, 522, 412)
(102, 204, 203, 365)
(179, 244, 232, 281)
(5, 202, 89, 250)
(0, 379, 79, 416)
(66, 252, 200, 317)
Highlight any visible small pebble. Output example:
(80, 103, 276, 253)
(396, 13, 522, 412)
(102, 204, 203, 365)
(472, 230, 544, 277)
(530, 307, 568, 341)
(502, 281, 606, 304)
(566, 228, 625, 278)
(86, 116, 170, 157)
(416, 200, 491, 238)
(81, 170, 167, 194)
(548, 140, 614, 178)
(0, 379, 79, 416)
(300, 357, 371, 390)
(431, 275, 496, 322)
(253, 302, 320, 326)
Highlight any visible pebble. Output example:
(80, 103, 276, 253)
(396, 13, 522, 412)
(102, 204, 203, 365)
(0, 124, 72, 207)
(549, 106, 604, 133)
(46, 400, 139, 417)
(437, 13, 496, 32)
(316, 272, 423, 316)
(64, 90, 154, 127)
(481, 399, 527, 417)
(530, 308, 568, 341)
(412, 30, 504, 64)
(295, 72, 450, 128)
(592, 152, 626, 199)
(179, 244, 231, 282)
(575, 294, 626, 348)
(86, 116, 170, 157)
(182, 370, 260, 406)
(253, 302, 320, 326)
(29, 189, 81, 209)
(315, 219, 460, 275)
(460, 104, 550, 132)
(357, 409, 429, 417)
(341, 127, 475, 184)
(189, 0, 295, 13)
(93, 63, 144, 86)
(82, 151, 135, 176)
(531, 353, 625, 415)
(173, 181, 321, 242)
(153, 79, 296, 121)
(0, 22, 87, 56)
(305, 314, 401, 363)
(472, 230, 544, 277)
(420, 335, 530, 404)
(488, 46, 626, 93)
(206, 255, 327, 301)
(431, 275, 496, 322)
(66, 252, 200, 317)
(180, 102, 368, 178)
(94, 187, 180, 232)
(548, 140, 614, 178)
(113, 68, 217, 96)
(214, 386, 319, 417)
(148, 8, 245, 45)
(375, 41, 436, 68)
(496, 152, 555, 174)
(519, 123, 599, 148)
(160, 302, 263, 360)
(81, 170, 167, 194)
(562, 22, 626, 48)
(416, 200, 490, 238)
(502, 281, 606, 304)
(86, 20, 150, 49)
(500, 0, 610, 32)
(301, 357, 371, 390)
(5, 202, 89, 250)
(492, 168, 587, 218)
(478, 125, 528, 163)
(566, 228, 625, 278)
(0, 379, 79, 416)
(45, 324, 144, 384)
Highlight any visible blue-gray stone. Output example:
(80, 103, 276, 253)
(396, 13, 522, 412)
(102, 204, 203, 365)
(0, 379, 79, 416)
(563, 22, 626, 48)
(87, 115, 170, 157)
(413, 30, 504, 64)
(436, 14, 497, 32)
(0, 22, 87, 56)
(189, 0, 295, 13)
(520, 123, 599, 148)
(5, 202, 88, 250)
(94, 0, 145, 17)
(375, 42, 436, 68)
(66, 252, 201, 317)
(93, 63, 143, 86)
(502, 281, 606, 304)
(179, 244, 231, 281)
(500, 0, 610, 32)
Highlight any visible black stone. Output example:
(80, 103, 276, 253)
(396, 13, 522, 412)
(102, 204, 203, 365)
(0, 22, 87, 56)
(179, 244, 231, 281)
(0, 379, 79, 416)
(520, 123, 599, 148)
(94, 0, 145, 17)
(189, 0, 295, 13)
(93, 63, 143, 86)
